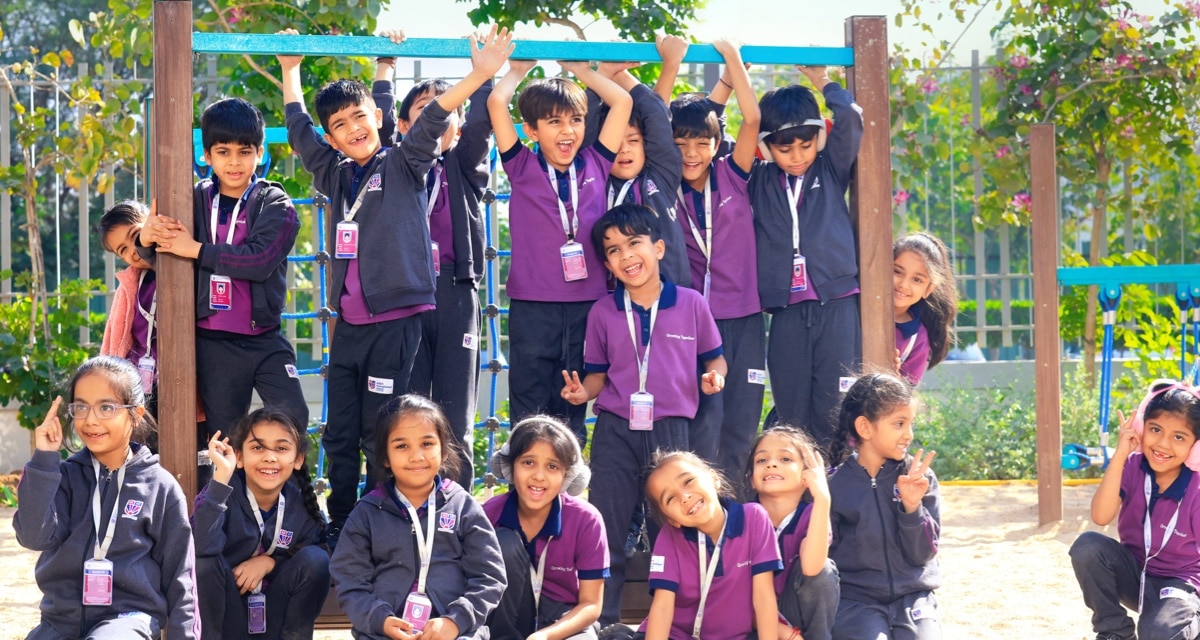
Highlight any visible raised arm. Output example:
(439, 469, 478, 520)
(435, 25, 513, 116)
(1092, 411, 1137, 525)
(276, 29, 305, 109)
(488, 59, 536, 154)
(652, 34, 688, 105)
(561, 61, 633, 154)
(714, 39, 760, 174)
(800, 65, 862, 186)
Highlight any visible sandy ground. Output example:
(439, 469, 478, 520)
(0, 484, 1116, 639)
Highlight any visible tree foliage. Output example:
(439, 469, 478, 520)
(458, 0, 699, 41)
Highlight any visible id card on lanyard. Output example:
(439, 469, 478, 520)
(784, 174, 808, 293)
(531, 533, 556, 621)
(246, 485, 285, 634)
(607, 178, 636, 210)
(337, 154, 385, 259)
(426, 162, 443, 276)
(83, 452, 131, 606)
(1140, 473, 1182, 612)
(693, 525, 725, 639)
(136, 270, 157, 393)
(547, 160, 587, 282)
(625, 288, 660, 430)
(394, 485, 438, 631)
(678, 183, 713, 300)
(208, 182, 256, 311)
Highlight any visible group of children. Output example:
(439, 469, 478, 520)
(26, 21, 1200, 640)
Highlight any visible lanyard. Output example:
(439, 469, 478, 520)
(784, 174, 805, 256)
(395, 485, 438, 595)
(607, 179, 636, 210)
(247, 485, 285, 558)
(425, 161, 443, 219)
(546, 160, 580, 241)
(1140, 472, 1182, 612)
(136, 270, 157, 352)
(342, 153, 385, 223)
(531, 535, 555, 611)
(678, 183, 713, 262)
(693, 525, 725, 639)
(774, 508, 797, 537)
(91, 451, 131, 561)
(624, 288, 660, 394)
(209, 181, 256, 245)
(899, 333, 918, 363)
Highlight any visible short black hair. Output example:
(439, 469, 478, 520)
(671, 100, 720, 141)
(98, 200, 149, 251)
(590, 202, 662, 257)
(759, 84, 822, 146)
(314, 79, 373, 131)
(517, 78, 587, 124)
(399, 79, 459, 122)
(200, 98, 265, 150)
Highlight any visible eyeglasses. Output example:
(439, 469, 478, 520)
(66, 402, 136, 420)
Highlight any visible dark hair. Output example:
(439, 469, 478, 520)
(668, 92, 708, 116)
(498, 415, 579, 473)
(200, 98, 265, 150)
(97, 200, 149, 252)
(894, 232, 958, 369)
(516, 77, 587, 125)
(759, 84, 821, 146)
(69, 356, 157, 446)
(231, 407, 326, 536)
(645, 450, 732, 525)
(399, 79, 460, 121)
(373, 394, 463, 486)
(590, 202, 663, 257)
(314, 79, 373, 131)
(1145, 382, 1200, 440)
(671, 100, 720, 141)
(745, 425, 821, 485)
(828, 372, 916, 465)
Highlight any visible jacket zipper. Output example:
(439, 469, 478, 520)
(869, 473, 896, 602)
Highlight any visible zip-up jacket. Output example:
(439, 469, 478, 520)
(828, 453, 941, 604)
(375, 80, 492, 286)
(286, 98, 451, 314)
(13, 446, 199, 640)
(329, 478, 506, 639)
(749, 82, 864, 310)
(190, 179, 300, 329)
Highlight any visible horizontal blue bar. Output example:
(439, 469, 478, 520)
(287, 255, 316, 262)
(1058, 265, 1200, 287)
(194, 127, 320, 166)
(192, 33, 854, 66)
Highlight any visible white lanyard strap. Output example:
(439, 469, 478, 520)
(785, 174, 804, 255)
(247, 485, 285, 558)
(607, 179, 636, 210)
(136, 270, 157, 351)
(531, 535, 555, 610)
(1141, 473, 1182, 611)
(623, 288, 660, 394)
(396, 485, 438, 595)
(677, 183, 713, 262)
(91, 452, 131, 561)
(425, 161, 443, 219)
(693, 526, 725, 639)
(209, 182, 255, 245)
(899, 333, 918, 363)
(343, 153, 385, 223)
(546, 161, 579, 241)
(774, 508, 797, 537)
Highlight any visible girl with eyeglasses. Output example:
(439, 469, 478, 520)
(13, 356, 198, 639)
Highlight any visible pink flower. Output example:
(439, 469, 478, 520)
(1020, 84, 1033, 95)
(227, 7, 244, 24)
(1187, 1, 1200, 17)
(1115, 53, 1133, 68)
(1010, 54, 1029, 69)
(919, 75, 939, 95)
(1121, 125, 1135, 138)
(1011, 192, 1032, 212)
(1117, 16, 1130, 30)
(995, 145, 1011, 159)
(893, 190, 910, 206)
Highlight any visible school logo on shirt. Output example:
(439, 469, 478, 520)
(122, 500, 144, 519)
(366, 173, 383, 192)
(367, 376, 394, 394)
(718, 195, 733, 210)
(665, 333, 696, 341)
(645, 178, 659, 196)
(892, 484, 902, 503)
(810, 176, 821, 191)
(580, 177, 595, 188)
(438, 513, 457, 532)
(276, 530, 293, 549)
(650, 555, 665, 573)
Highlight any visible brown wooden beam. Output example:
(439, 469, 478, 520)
(844, 16, 895, 372)
(152, 0, 197, 505)
(1030, 123, 1063, 524)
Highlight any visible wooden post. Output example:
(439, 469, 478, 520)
(152, 0, 197, 503)
(1030, 123, 1062, 524)
(845, 16, 895, 370)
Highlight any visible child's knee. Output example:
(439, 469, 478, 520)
(289, 545, 332, 584)
(1069, 530, 1113, 566)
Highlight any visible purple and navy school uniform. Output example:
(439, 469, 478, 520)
(676, 156, 760, 320)
(642, 499, 783, 640)
(583, 279, 723, 420)
(197, 192, 273, 336)
(1118, 453, 1200, 588)
(896, 301, 932, 386)
(128, 270, 158, 365)
(483, 491, 610, 605)
(772, 502, 815, 597)
(500, 143, 615, 303)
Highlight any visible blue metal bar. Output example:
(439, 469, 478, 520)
(1058, 265, 1200, 287)
(193, 33, 854, 66)
(1097, 287, 1122, 469)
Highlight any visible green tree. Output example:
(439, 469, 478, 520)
(458, 0, 699, 41)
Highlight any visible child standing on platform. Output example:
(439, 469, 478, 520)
(892, 232, 957, 386)
(826, 373, 941, 639)
(560, 203, 726, 624)
(488, 55, 633, 445)
(750, 66, 864, 449)
(330, 395, 506, 640)
(192, 408, 330, 640)
(1070, 381, 1200, 640)
(281, 26, 513, 537)
(748, 427, 839, 640)
(484, 416, 608, 639)
(14, 356, 198, 640)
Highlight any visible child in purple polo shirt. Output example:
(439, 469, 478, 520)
(560, 203, 727, 624)
(636, 451, 781, 640)
(892, 232, 958, 386)
(483, 416, 608, 639)
(749, 427, 839, 640)
(488, 57, 633, 445)
(1071, 380, 1200, 640)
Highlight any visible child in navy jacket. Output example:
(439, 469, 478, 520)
(14, 356, 198, 640)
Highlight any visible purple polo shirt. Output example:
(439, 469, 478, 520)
(128, 270, 157, 364)
(676, 157, 759, 319)
(1117, 453, 1200, 588)
(500, 143, 615, 303)
(198, 193, 272, 335)
(771, 502, 815, 596)
(896, 304, 931, 385)
(641, 499, 782, 640)
(482, 491, 610, 605)
(427, 160, 455, 266)
(583, 280, 723, 420)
